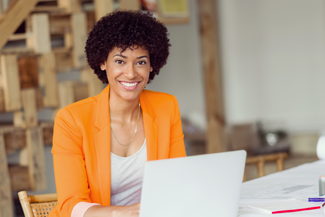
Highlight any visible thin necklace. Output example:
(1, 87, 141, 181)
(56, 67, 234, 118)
(110, 103, 141, 146)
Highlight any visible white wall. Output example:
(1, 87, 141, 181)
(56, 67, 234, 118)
(147, 0, 205, 120)
(219, 0, 325, 133)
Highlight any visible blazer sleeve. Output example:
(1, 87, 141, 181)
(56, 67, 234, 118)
(169, 96, 187, 158)
(51, 108, 91, 217)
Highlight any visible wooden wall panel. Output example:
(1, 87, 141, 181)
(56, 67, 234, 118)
(39, 53, 59, 107)
(71, 12, 87, 68)
(26, 13, 51, 54)
(94, 0, 113, 21)
(0, 0, 38, 49)
(14, 88, 38, 128)
(0, 132, 14, 217)
(1, 54, 21, 112)
(18, 55, 39, 89)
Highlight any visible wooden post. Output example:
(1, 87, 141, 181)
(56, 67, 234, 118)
(38, 52, 59, 107)
(120, 0, 141, 10)
(80, 67, 103, 97)
(0, 54, 21, 112)
(14, 88, 38, 128)
(0, 0, 39, 49)
(20, 127, 47, 191)
(94, 0, 113, 21)
(257, 157, 265, 177)
(58, 0, 81, 13)
(71, 12, 87, 68)
(0, 88, 5, 113)
(0, 132, 14, 217)
(26, 13, 51, 54)
(198, 0, 225, 153)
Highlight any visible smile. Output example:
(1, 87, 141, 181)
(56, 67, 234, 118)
(119, 81, 141, 90)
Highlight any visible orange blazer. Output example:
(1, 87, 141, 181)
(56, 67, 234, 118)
(49, 85, 187, 217)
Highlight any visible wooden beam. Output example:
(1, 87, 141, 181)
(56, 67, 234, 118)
(0, 132, 14, 217)
(0, 0, 3, 16)
(49, 14, 71, 35)
(71, 12, 87, 68)
(1, 54, 21, 112)
(18, 55, 39, 89)
(57, 0, 81, 13)
(14, 88, 38, 128)
(0, 0, 38, 50)
(21, 127, 47, 191)
(0, 88, 5, 113)
(120, 0, 140, 10)
(197, 0, 225, 153)
(38, 52, 59, 108)
(94, 0, 113, 21)
(26, 13, 51, 54)
(80, 67, 103, 97)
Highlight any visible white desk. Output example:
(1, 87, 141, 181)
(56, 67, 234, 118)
(239, 160, 325, 216)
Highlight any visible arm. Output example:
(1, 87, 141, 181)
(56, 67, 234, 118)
(169, 96, 187, 158)
(52, 108, 91, 217)
(53, 108, 141, 217)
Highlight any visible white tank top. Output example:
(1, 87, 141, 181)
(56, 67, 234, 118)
(110, 139, 147, 206)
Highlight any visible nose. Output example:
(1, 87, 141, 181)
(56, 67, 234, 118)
(124, 64, 137, 79)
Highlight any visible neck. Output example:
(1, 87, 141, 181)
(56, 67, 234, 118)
(109, 88, 140, 123)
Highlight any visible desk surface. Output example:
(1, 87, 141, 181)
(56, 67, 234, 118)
(239, 160, 325, 216)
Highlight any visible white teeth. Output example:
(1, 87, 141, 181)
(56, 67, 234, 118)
(120, 82, 138, 87)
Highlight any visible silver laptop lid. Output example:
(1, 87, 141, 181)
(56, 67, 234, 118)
(140, 150, 246, 217)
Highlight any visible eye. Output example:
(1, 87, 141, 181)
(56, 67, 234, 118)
(137, 61, 147, 65)
(115, 60, 124, 64)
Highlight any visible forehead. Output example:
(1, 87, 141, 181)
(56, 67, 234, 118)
(109, 45, 149, 57)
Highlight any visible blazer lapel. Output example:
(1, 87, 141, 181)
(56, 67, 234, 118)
(93, 87, 158, 206)
(94, 85, 111, 206)
(140, 91, 158, 161)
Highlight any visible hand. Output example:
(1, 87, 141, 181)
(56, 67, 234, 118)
(112, 203, 140, 217)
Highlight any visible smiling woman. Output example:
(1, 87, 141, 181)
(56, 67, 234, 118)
(49, 11, 186, 217)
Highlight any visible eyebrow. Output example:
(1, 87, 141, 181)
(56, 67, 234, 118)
(113, 54, 148, 59)
(136, 55, 149, 59)
(114, 54, 127, 58)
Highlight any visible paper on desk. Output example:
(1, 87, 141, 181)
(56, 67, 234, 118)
(238, 199, 293, 217)
(238, 199, 323, 217)
(248, 199, 322, 214)
(241, 182, 319, 200)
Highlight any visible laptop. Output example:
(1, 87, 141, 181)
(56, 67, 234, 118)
(139, 150, 246, 217)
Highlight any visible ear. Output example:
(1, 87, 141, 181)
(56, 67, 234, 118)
(150, 67, 153, 72)
(100, 63, 106, 70)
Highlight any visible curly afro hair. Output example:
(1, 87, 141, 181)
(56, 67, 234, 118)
(85, 10, 171, 84)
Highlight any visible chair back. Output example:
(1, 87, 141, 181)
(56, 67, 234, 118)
(18, 191, 57, 217)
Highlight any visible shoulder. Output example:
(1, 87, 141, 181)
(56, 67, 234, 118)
(55, 96, 99, 125)
(142, 89, 178, 108)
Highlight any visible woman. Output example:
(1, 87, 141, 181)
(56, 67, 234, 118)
(50, 11, 186, 217)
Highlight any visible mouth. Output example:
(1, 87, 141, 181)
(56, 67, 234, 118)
(118, 81, 141, 90)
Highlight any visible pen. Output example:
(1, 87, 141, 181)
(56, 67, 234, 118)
(308, 198, 325, 202)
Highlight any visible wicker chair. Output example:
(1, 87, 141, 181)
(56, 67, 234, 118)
(18, 191, 57, 217)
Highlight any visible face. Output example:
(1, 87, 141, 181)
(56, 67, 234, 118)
(101, 46, 152, 102)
